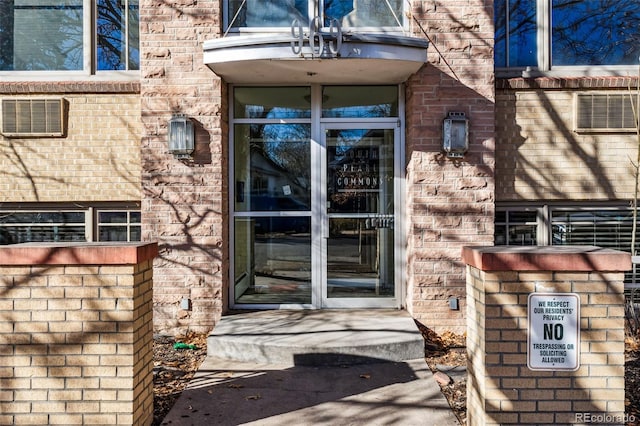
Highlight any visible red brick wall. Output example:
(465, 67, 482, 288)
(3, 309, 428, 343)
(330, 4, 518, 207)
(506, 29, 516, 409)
(405, 1, 495, 333)
(140, 0, 226, 334)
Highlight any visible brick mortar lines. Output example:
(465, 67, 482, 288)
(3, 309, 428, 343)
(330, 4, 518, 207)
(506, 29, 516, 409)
(0, 81, 140, 95)
(497, 76, 640, 90)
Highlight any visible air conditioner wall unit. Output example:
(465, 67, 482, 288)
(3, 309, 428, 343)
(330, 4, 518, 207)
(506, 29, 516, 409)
(1, 98, 67, 137)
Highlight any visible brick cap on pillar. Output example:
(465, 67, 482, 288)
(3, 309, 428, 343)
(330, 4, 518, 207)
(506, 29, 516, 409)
(0, 242, 159, 266)
(462, 245, 631, 272)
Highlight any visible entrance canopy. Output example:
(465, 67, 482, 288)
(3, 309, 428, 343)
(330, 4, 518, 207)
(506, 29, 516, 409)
(203, 33, 428, 84)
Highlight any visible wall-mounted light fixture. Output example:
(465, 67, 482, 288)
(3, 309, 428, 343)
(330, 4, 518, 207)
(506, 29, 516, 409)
(168, 114, 195, 159)
(442, 112, 469, 158)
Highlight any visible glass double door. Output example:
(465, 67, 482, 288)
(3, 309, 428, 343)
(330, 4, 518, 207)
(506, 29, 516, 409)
(232, 122, 399, 309)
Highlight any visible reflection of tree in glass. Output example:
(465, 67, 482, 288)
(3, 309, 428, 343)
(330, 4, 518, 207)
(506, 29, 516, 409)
(494, 0, 537, 67)
(253, 124, 312, 195)
(98, 0, 139, 70)
(552, 0, 640, 66)
(4, 1, 83, 71)
(0, 0, 138, 71)
(495, 0, 640, 67)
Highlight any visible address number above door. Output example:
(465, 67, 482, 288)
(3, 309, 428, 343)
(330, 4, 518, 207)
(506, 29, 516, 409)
(291, 17, 343, 58)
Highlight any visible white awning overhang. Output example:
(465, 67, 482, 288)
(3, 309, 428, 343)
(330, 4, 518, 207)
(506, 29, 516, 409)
(203, 33, 428, 84)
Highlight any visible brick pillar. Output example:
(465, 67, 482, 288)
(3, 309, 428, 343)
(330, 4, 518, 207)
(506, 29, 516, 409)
(140, 0, 226, 335)
(463, 246, 630, 425)
(405, 0, 495, 333)
(0, 242, 157, 426)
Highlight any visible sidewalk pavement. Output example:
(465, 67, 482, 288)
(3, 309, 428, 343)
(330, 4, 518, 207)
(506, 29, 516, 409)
(160, 356, 461, 426)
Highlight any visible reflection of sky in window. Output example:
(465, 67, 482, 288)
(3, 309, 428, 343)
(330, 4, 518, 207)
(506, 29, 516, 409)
(496, 0, 640, 67)
(552, 0, 640, 66)
(230, 0, 309, 27)
(0, 0, 138, 71)
(324, 0, 354, 21)
(494, 0, 536, 68)
(332, 130, 368, 153)
(323, 105, 392, 118)
(97, 0, 139, 70)
(4, 1, 83, 71)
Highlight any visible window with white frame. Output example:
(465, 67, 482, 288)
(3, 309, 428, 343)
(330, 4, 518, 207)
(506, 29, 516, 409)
(225, 0, 405, 32)
(0, 206, 141, 244)
(0, 0, 139, 72)
(494, 0, 640, 70)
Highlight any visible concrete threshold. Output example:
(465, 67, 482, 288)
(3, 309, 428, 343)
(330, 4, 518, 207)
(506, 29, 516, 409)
(206, 309, 425, 366)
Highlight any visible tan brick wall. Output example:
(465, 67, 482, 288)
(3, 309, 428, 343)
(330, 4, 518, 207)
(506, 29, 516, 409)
(496, 79, 638, 201)
(140, 0, 225, 335)
(0, 89, 141, 203)
(405, 1, 495, 333)
(465, 247, 629, 425)
(0, 243, 156, 426)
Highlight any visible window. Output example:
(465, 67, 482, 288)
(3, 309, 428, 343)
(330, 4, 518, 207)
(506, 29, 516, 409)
(496, 204, 640, 287)
(0, 206, 141, 244)
(97, 0, 139, 70)
(494, 208, 539, 246)
(495, 0, 640, 70)
(225, 0, 405, 32)
(97, 210, 141, 242)
(0, 0, 139, 72)
(551, 209, 635, 251)
(494, 0, 537, 68)
(496, 205, 640, 251)
(0, 211, 86, 244)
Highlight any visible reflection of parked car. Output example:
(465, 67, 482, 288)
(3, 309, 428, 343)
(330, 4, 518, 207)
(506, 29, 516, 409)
(250, 195, 310, 234)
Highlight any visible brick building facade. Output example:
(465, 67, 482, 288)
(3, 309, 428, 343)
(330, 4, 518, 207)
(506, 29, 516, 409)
(0, 1, 637, 336)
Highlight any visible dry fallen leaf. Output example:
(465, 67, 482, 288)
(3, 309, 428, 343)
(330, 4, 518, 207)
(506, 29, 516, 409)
(246, 394, 262, 400)
(227, 383, 244, 389)
(359, 374, 371, 379)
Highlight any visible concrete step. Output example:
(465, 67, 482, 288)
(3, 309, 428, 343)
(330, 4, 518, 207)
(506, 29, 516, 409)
(207, 309, 425, 366)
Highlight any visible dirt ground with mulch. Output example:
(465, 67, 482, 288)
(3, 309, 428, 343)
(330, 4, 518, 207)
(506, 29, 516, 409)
(152, 333, 208, 426)
(152, 329, 640, 426)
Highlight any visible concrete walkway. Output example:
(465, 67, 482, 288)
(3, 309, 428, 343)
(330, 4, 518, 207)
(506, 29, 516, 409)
(161, 310, 461, 425)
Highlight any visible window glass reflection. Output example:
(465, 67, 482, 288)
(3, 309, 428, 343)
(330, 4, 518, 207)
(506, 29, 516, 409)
(551, 209, 635, 250)
(234, 87, 311, 119)
(327, 217, 394, 298)
(98, 0, 140, 70)
(1, 0, 83, 71)
(324, 0, 403, 28)
(228, 0, 309, 28)
(234, 217, 311, 304)
(326, 129, 394, 214)
(552, 0, 640, 66)
(234, 124, 311, 212)
(322, 86, 397, 118)
(494, 0, 536, 68)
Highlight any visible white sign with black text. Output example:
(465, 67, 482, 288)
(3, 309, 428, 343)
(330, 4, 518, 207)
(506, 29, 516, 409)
(528, 293, 580, 371)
